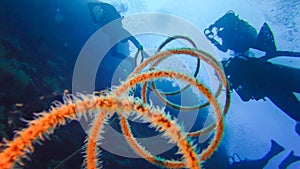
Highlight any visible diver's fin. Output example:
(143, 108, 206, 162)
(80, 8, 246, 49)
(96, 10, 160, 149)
(279, 151, 300, 169)
(255, 23, 277, 53)
(264, 140, 284, 161)
(252, 140, 284, 168)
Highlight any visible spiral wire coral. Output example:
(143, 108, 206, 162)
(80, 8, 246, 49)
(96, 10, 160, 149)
(0, 36, 230, 169)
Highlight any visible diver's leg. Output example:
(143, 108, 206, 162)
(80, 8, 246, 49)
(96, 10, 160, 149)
(279, 151, 300, 169)
(268, 91, 300, 122)
(286, 68, 300, 94)
(275, 65, 300, 94)
(268, 91, 300, 135)
(253, 140, 284, 167)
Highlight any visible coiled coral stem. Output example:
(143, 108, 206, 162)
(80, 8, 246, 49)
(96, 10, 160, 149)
(114, 70, 224, 167)
(85, 95, 201, 169)
(0, 93, 202, 169)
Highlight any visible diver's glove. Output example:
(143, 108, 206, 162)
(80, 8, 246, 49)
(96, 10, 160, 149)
(137, 44, 143, 51)
(137, 44, 150, 58)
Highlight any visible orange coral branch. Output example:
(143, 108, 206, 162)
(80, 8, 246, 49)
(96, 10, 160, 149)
(0, 46, 228, 169)
(0, 92, 203, 169)
(135, 48, 230, 137)
(115, 70, 224, 166)
(120, 117, 185, 168)
(130, 48, 229, 112)
(0, 103, 76, 169)
(85, 111, 113, 169)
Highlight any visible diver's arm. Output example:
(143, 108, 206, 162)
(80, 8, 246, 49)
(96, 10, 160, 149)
(215, 43, 228, 52)
(210, 38, 228, 52)
(205, 24, 228, 52)
(204, 29, 228, 52)
(122, 29, 143, 50)
(122, 29, 150, 58)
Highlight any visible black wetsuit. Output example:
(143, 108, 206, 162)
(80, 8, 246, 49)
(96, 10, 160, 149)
(223, 56, 300, 121)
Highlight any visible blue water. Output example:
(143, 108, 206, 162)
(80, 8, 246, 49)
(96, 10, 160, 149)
(0, 0, 299, 169)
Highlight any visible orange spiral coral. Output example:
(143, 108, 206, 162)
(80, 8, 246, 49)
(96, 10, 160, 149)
(0, 45, 229, 169)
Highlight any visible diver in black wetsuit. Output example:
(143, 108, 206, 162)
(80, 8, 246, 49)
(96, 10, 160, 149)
(88, 2, 146, 90)
(88, 2, 142, 59)
(204, 10, 276, 54)
(204, 10, 300, 136)
(222, 55, 300, 119)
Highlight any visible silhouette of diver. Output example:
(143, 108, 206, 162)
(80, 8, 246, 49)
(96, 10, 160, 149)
(205, 10, 300, 136)
(205, 10, 259, 53)
(88, 1, 142, 59)
(88, 2, 147, 90)
(204, 10, 300, 58)
(228, 140, 300, 169)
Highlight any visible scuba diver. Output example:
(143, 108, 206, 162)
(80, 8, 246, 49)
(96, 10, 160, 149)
(204, 10, 300, 136)
(204, 10, 275, 54)
(88, 1, 142, 59)
(204, 10, 300, 58)
(88, 2, 146, 90)
(228, 139, 300, 169)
